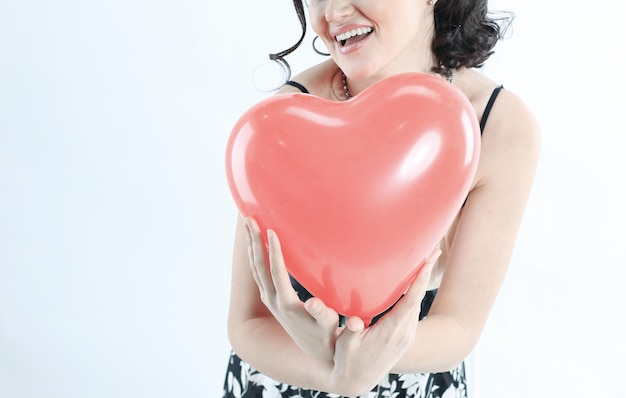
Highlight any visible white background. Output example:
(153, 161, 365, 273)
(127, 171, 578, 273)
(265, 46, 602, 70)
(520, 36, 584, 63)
(1, 1, 625, 397)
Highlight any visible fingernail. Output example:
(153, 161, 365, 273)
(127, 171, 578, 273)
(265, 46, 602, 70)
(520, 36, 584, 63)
(305, 299, 318, 313)
(428, 248, 442, 263)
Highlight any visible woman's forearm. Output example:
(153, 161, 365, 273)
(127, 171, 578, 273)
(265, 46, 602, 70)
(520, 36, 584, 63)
(228, 316, 334, 392)
(230, 313, 476, 394)
(391, 313, 477, 374)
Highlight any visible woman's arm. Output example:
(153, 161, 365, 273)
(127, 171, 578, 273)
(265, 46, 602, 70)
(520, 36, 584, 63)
(227, 215, 334, 390)
(227, 215, 438, 396)
(392, 88, 542, 373)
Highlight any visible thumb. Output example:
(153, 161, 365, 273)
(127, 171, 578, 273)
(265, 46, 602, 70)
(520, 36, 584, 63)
(336, 316, 365, 342)
(345, 316, 365, 333)
(304, 297, 340, 327)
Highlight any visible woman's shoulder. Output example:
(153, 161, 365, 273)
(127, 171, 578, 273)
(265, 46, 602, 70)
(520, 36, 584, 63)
(276, 60, 338, 97)
(458, 68, 541, 186)
(458, 68, 540, 140)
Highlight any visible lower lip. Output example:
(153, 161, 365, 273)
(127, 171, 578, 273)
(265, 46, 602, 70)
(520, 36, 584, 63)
(336, 33, 372, 55)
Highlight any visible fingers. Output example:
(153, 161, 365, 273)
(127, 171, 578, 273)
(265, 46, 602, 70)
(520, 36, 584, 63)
(379, 248, 440, 327)
(266, 227, 340, 328)
(304, 297, 340, 327)
(403, 246, 441, 296)
(334, 316, 365, 348)
(333, 316, 365, 362)
(244, 218, 275, 297)
(403, 250, 438, 303)
(245, 218, 301, 309)
(345, 316, 365, 333)
(267, 229, 298, 297)
(425, 247, 442, 267)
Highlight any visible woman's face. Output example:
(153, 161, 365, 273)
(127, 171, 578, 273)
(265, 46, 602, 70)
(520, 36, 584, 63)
(308, 0, 434, 81)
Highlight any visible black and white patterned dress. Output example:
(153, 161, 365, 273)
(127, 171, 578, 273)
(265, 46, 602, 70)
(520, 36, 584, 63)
(222, 288, 468, 398)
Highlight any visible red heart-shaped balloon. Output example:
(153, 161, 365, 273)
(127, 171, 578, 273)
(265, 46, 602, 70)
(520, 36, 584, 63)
(225, 72, 480, 322)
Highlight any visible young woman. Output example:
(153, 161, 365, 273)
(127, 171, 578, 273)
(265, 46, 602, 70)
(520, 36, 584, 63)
(223, 0, 541, 396)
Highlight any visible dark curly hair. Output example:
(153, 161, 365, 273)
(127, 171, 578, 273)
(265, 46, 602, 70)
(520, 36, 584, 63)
(270, 0, 513, 79)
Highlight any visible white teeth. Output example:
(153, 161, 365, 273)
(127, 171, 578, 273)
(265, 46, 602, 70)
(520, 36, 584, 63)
(335, 27, 372, 42)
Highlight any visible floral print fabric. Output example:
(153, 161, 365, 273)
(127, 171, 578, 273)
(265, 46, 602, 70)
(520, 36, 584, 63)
(222, 289, 467, 397)
(222, 351, 467, 398)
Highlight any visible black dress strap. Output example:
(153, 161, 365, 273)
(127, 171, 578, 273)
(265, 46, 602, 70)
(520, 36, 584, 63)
(284, 80, 309, 94)
(461, 84, 504, 208)
(479, 85, 504, 133)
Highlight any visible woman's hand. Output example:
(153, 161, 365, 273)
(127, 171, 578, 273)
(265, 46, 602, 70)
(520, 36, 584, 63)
(328, 248, 440, 397)
(244, 217, 340, 362)
(244, 215, 440, 395)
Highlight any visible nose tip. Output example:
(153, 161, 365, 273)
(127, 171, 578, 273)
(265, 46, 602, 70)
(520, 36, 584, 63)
(325, 1, 353, 22)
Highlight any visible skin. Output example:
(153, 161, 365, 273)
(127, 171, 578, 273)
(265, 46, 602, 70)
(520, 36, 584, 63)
(227, 0, 542, 396)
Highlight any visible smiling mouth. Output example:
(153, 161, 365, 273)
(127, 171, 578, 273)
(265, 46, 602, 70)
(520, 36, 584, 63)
(336, 27, 373, 46)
